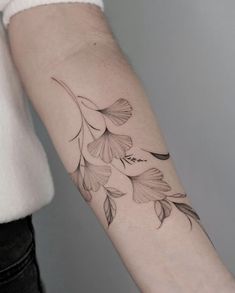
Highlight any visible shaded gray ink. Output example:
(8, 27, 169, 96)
(52, 77, 200, 229)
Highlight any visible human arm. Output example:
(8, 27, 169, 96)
(7, 3, 235, 292)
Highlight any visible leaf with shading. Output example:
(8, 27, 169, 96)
(149, 152, 170, 160)
(168, 193, 187, 198)
(174, 202, 200, 221)
(154, 200, 172, 224)
(71, 170, 92, 202)
(88, 128, 133, 163)
(82, 159, 111, 192)
(105, 187, 125, 198)
(130, 168, 171, 203)
(99, 98, 133, 126)
(104, 196, 117, 226)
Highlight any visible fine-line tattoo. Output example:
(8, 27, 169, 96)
(51, 77, 200, 229)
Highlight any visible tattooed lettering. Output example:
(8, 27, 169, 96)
(52, 77, 200, 229)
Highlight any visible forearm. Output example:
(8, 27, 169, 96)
(8, 4, 235, 292)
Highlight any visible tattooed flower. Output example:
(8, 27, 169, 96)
(99, 99, 132, 126)
(87, 128, 133, 163)
(71, 170, 92, 202)
(129, 168, 171, 203)
(82, 159, 111, 192)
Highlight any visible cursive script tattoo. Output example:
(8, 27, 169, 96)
(52, 77, 200, 229)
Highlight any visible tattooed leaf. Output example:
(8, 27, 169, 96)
(99, 98, 133, 126)
(71, 170, 92, 202)
(87, 128, 133, 163)
(154, 200, 172, 223)
(150, 152, 170, 160)
(82, 159, 111, 192)
(168, 193, 187, 198)
(174, 202, 200, 221)
(104, 196, 117, 226)
(105, 187, 125, 198)
(130, 168, 171, 203)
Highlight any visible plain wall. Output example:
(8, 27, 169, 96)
(31, 1, 235, 292)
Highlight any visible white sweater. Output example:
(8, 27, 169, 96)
(0, 0, 104, 223)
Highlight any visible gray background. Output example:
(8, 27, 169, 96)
(31, 0, 235, 292)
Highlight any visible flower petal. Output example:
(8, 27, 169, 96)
(100, 98, 132, 126)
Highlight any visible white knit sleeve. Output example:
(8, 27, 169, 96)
(3, 0, 104, 26)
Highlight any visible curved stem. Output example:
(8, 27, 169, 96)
(51, 78, 89, 174)
(78, 95, 99, 109)
(69, 128, 82, 142)
(81, 100, 98, 112)
(52, 76, 84, 136)
(52, 77, 80, 109)
(52, 78, 134, 197)
(82, 116, 97, 140)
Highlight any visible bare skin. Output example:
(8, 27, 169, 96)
(8, 3, 235, 292)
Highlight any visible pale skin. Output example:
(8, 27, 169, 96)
(8, 3, 235, 292)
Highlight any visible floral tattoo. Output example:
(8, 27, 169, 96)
(52, 77, 200, 229)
